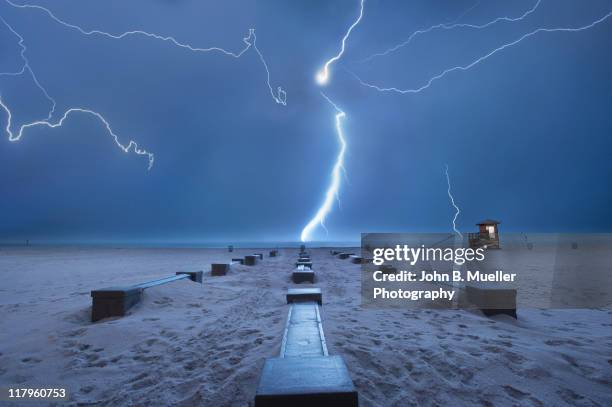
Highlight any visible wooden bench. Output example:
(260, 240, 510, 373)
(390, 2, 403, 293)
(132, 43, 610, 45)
(231, 258, 244, 265)
(255, 289, 357, 406)
(90, 271, 202, 322)
(254, 253, 264, 260)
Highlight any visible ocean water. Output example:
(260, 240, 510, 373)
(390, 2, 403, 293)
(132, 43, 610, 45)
(0, 240, 360, 249)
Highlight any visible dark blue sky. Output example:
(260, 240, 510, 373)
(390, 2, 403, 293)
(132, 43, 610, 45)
(0, 0, 611, 243)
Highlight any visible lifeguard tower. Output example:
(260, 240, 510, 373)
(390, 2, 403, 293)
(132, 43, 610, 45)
(468, 219, 501, 249)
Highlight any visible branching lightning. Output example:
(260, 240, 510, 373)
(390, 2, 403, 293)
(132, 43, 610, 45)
(250, 30, 287, 105)
(4, 0, 287, 105)
(445, 164, 462, 238)
(300, 93, 346, 242)
(351, 11, 612, 95)
(358, 0, 541, 63)
(1, 0, 287, 171)
(316, 0, 365, 85)
(0, 15, 154, 168)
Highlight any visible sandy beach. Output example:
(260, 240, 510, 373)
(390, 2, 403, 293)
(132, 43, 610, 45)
(0, 247, 610, 406)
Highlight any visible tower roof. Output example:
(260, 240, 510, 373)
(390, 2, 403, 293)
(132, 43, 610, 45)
(476, 219, 500, 225)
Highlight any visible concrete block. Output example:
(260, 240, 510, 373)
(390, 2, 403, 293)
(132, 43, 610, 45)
(176, 271, 203, 283)
(287, 287, 322, 305)
(349, 255, 362, 264)
(295, 261, 313, 269)
(465, 286, 517, 319)
(255, 356, 357, 407)
(244, 255, 258, 266)
(211, 263, 230, 276)
(292, 270, 315, 284)
(91, 286, 143, 322)
(380, 265, 397, 274)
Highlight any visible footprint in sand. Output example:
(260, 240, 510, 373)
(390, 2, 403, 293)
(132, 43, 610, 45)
(65, 327, 87, 337)
(557, 388, 587, 404)
(79, 385, 95, 394)
(502, 385, 530, 399)
(153, 297, 173, 306)
(544, 339, 581, 346)
(21, 356, 42, 363)
(78, 343, 91, 351)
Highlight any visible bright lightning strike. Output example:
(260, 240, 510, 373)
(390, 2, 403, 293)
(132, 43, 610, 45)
(303, 0, 365, 240)
(445, 164, 462, 238)
(300, 93, 347, 242)
(4, 0, 287, 105)
(315, 0, 365, 86)
(0, 16, 154, 168)
(351, 11, 612, 95)
(358, 0, 541, 63)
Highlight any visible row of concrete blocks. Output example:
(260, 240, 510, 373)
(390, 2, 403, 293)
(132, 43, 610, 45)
(293, 252, 314, 284)
(330, 250, 374, 264)
(254, 288, 358, 406)
(213, 251, 280, 276)
(90, 271, 203, 322)
(228, 246, 281, 254)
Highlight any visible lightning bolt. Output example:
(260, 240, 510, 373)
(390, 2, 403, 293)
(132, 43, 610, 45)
(351, 10, 612, 95)
(358, 0, 541, 63)
(0, 15, 154, 168)
(315, 0, 365, 85)
(4, 0, 287, 105)
(301, 0, 365, 241)
(300, 93, 347, 242)
(1, 1, 288, 170)
(445, 164, 462, 238)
